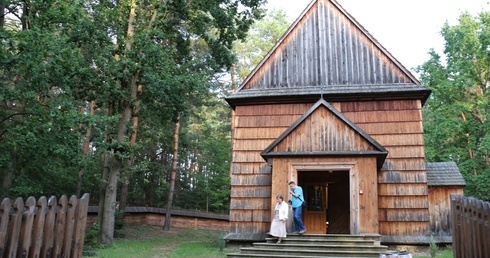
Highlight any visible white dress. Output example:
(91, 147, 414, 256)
(269, 202, 288, 238)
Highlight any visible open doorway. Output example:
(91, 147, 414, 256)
(299, 170, 350, 234)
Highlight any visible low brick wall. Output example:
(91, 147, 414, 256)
(86, 206, 229, 231)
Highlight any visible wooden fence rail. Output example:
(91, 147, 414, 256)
(451, 194, 490, 258)
(0, 193, 89, 258)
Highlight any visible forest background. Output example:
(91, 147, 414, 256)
(1, 0, 489, 246)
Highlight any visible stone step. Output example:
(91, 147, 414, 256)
(255, 242, 387, 252)
(228, 247, 383, 257)
(265, 237, 378, 246)
(227, 234, 387, 258)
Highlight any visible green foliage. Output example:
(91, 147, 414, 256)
(234, 8, 290, 81)
(429, 235, 438, 258)
(417, 11, 490, 201)
(84, 222, 101, 249)
(1, 0, 265, 205)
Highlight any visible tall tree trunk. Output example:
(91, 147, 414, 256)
(77, 100, 95, 197)
(2, 167, 12, 196)
(0, 0, 5, 29)
(163, 112, 181, 231)
(98, 101, 114, 243)
(100, 77, 138, 245)
(119, 85, 141, 213)
(99, 0, 138, 245)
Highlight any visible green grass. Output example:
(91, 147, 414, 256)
(85, 225, 455, 258)
(84, 225, 241, 258)
(412, 247, 453, 258)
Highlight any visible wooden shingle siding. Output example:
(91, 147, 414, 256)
(379, 196, 429, 209)
(379, 222, 428, 235)
(230, 198, 271, 210)
(231, 163, 269, 174)
(382, 159, 426, 171)
(386, 146, 425, 159)
(378, 171, 428, 184)
(244, 0, 413, 90)
(229, 222, 269, 233)
(341, 110, 422, 123)
(230, 174, 271, 186)
(340, 99, 429, 235)
(229, 210, 254, 221)
(379, 208, 430, 222)
(233, 140, 276, 151)
(356, 122, 423, 135)
(235, 116, 299, 128)
(373, 134, 425, 147)
(378, 184, 428, 195)
(340, 100, 421, 112)
(230, 186, 271, 198)
(230, 103, 312, 234)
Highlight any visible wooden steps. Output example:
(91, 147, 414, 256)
(227, 234, 387, 258)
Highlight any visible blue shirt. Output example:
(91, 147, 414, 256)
(291, 186, 304, 208)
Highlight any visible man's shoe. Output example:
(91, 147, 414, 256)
(298, 230, 306, 235)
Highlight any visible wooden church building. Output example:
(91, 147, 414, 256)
(224, 0, 465, 244)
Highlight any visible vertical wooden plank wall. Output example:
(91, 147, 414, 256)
(342, 99, 430, 235)
(0, 194, 90, 258)
(230, 103, 310, 235)
(428, 187, 463, 236)
(245, 0, 414, 90)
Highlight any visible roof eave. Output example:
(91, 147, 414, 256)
(226, 89, 432, 109)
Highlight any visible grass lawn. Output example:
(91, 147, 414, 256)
(84, 224, 454, 258)
(412, 247, 453, 258)
(83, 225, 243, 258)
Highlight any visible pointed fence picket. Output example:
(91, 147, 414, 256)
(451, 194, 490, 258)
(0, 193, 89, 258)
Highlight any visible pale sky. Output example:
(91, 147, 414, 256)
(266, 0, 489, 77)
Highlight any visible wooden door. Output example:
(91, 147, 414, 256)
(303, 183, 327, 234)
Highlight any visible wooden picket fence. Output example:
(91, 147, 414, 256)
(451, 194, 490, 258)
(0, 193, 89, 258)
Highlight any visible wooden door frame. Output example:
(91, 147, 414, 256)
(288, 162, 360, 235)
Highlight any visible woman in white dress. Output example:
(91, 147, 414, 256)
(269, 194, 288, 244)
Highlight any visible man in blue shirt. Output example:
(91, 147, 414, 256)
(289, 181, 306, 234)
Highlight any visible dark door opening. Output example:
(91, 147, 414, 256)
(299, 170, 350, 234)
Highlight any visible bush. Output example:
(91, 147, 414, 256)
(429, 235, 439, 258)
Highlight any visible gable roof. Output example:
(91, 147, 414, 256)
(426, 162, 466, 186)
(261, 99, 388, 168)
(226, 0, 431, 107)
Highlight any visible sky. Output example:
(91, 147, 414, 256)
(266, 0, 489, 77)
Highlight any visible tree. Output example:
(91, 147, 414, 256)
(416, 11, 490, 201)
(233, 8, 290, 81)
(1, 0, 266, 246)
(86, 0, 265, 245)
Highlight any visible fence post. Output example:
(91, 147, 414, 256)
(53, 195, 68, 258)
(0, 198, 12, 257)
(18, 196, 36, 257)
(450, 195, 458, 258)
(61, 195, 78, 258)
(41, 196, 57, 258)
(71, 193, 90, 258)
(6, 198, 23, 258)
(29, 196, 47, 258)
